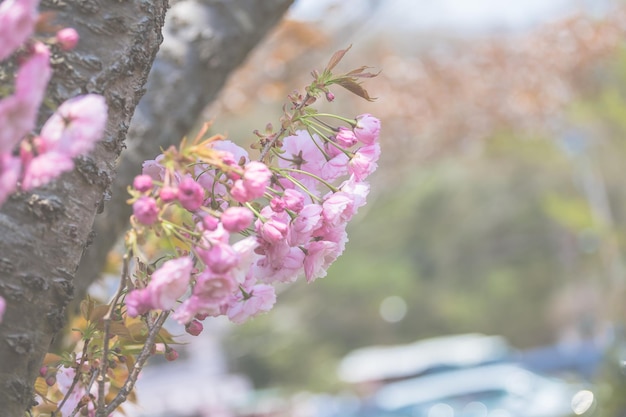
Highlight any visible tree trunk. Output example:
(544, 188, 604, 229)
(73, 0, 293, 306)
(0, 1, 168, 414)
(0, 0, 293, 414)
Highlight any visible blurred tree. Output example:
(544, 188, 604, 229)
(222, 5, 626, 394)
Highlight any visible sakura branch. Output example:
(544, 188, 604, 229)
(20, 11, 381, 415)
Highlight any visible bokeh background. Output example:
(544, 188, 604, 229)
(118, 0, 626, 415)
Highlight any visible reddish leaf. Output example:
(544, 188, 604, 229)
(325, 45, 352, 72)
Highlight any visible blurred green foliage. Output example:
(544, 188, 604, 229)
(223, 44, 626, 398)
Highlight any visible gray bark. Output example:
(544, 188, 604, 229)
(0, 0, 168, 415)
(74, 0, 293, 306)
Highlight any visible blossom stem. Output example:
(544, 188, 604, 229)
(95, 252, 131, 416)
(313, 113, 356, 126)
(259, 93, 313, 163)
(279, 167, 339, 193)
(104, 311, 170, 415)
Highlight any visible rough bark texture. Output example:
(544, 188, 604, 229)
(0, 1, 168, 415)
(74, 0, 293, 305)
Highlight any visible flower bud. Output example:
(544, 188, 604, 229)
(185, 320, 204, 336)
(159, 186, 178, 202)
(39, 366, 48, 377)
(45, 375, 56, 386)
(133, 196, 159, 225)
(325, 91, 335, 102)
(178, 177, 205, 211)
(202, 214, 219, 231)
(165, 347, 179, 361)
(221, 206, 253, 233)
(56, 28, 79, 51)
(133, 174, 153, 192)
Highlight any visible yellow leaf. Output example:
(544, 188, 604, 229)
(109, 322, 132, 339)
(43, 353, 63, 366)
(34, 377, 49, 396)
(89, 304, 110, 323)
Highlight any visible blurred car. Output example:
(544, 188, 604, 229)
(367, 363, 596, 417)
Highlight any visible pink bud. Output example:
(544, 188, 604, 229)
(185, 320, 204, 336)
(221, 206, 253, 233)
(335, 127, 358, 148)
(202, 214, 219, 231)
(56, 28, 79, 51)
(270, 197, 286, 213)
(45, 375, 57, 386)
(325, 91, 335, 102)
(133, 196, 159, 225)
(133, 174, 153, 192)
(178, 177, 204, 211)
(165, 347, 179, 361)
(39, 366, 48, 377)
(159, 186, 178, 202)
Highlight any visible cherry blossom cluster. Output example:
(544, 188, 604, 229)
(125, 112, 380, 333)
(0, 0, 108, 208)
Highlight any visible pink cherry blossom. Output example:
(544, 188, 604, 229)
(231, 161, 271, 203)
(147, 257, 193, 310)
(211, 139, 249, 165)
(177, 176, 205, 211)
(142, 156, 167, 181)
(304, 240, 342, 283)
(322, 192, 356, 227)
(198, 242, 239, 274)
(133, 196, 159, 225)
(340, 177, 370, 210)
(193, 270, 235, 304)
(0, 154, 21, 205)
(354, 114, 381, 145)
(278, 130, 326, 190)
(173, 295, 223, 324)
(322, 152, 350, 182)
(288, 203, 322, 246)
(0, 295, 5, 323)
(39, 94, 107, 157)
(282, 188, 306, 212)
(230, 236, 260, 283)
(226, 284, 276, 324)
(348, 143, 381, 181)
(254, 246, 305, 284)
(221, 206, 253, 232)
(0, 0, 39, 61)
(0, 43, 50, 154)
(256, 212, 289, 244)
(21, 151, 74, 191)
(125, 289, 152, 317)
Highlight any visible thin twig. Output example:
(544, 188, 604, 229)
(259, 93, 312, 163)
(103, 311, 170, 415)
(95, 252, 131, 417)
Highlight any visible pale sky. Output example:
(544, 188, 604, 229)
(290, 0, 611, 34)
